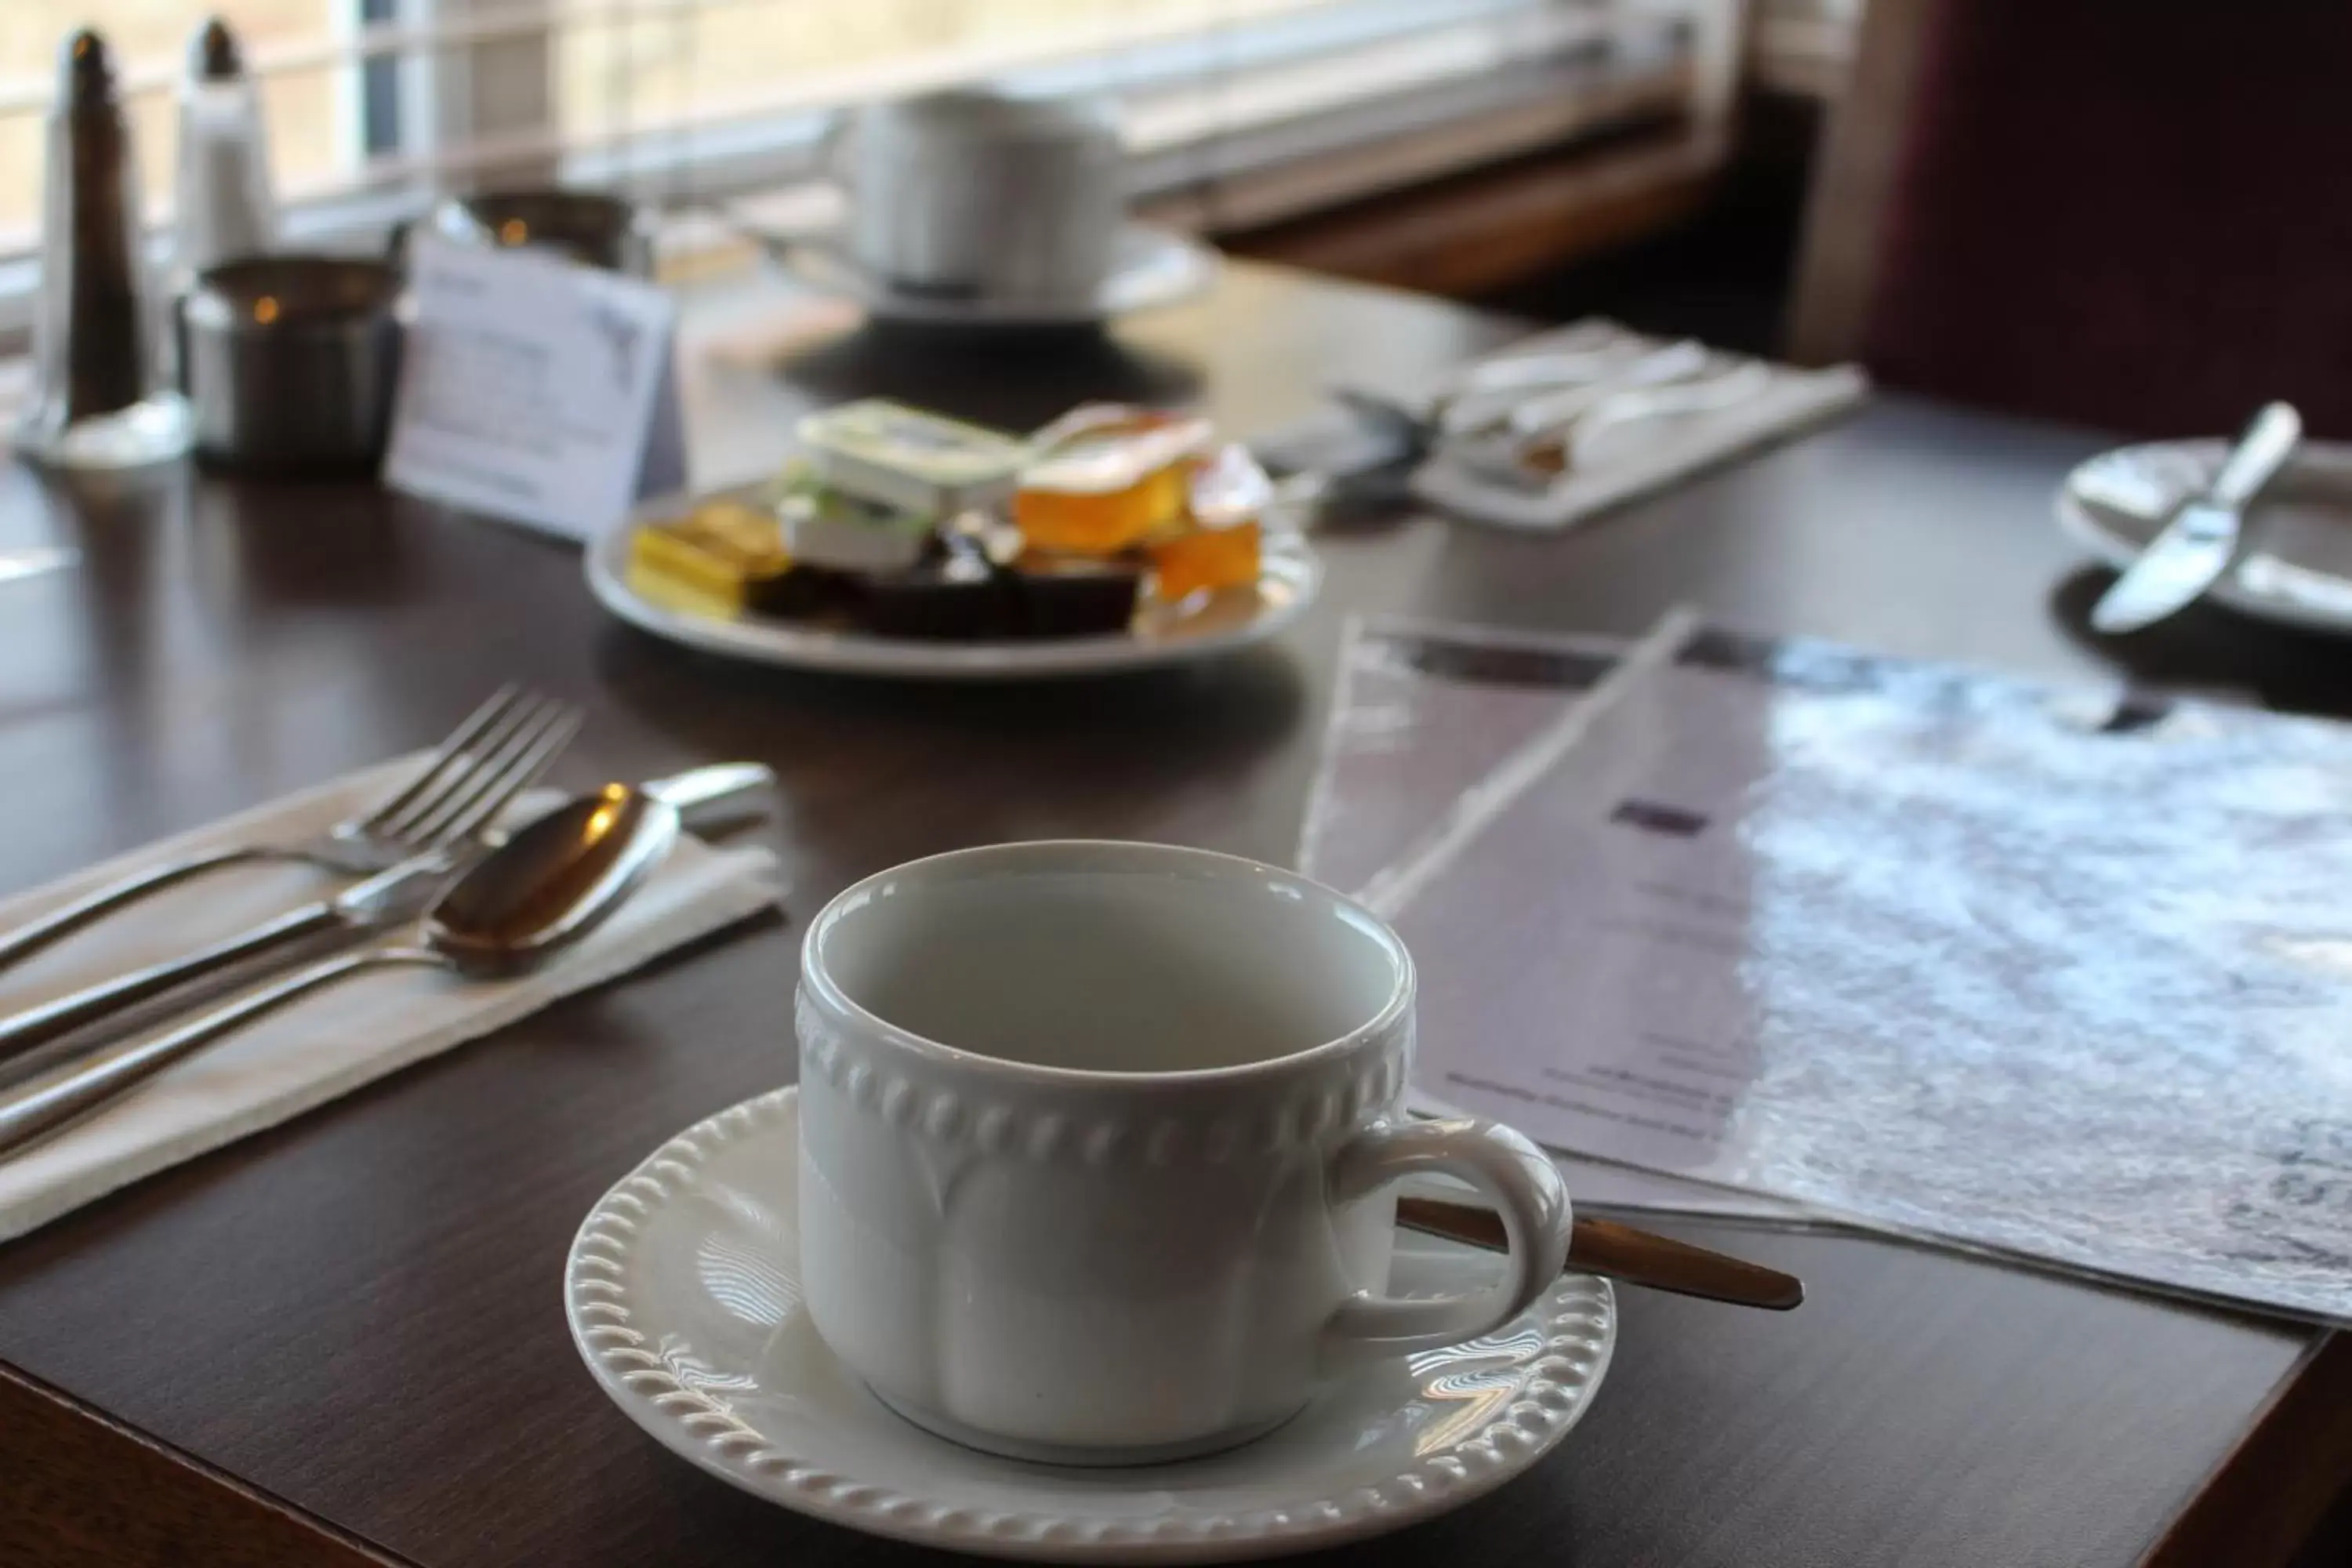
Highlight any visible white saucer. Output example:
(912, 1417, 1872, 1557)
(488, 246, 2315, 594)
(771, 224, 1218, 325)
(565, 1087, 1616, 1563)
(2057, 437, 2352, 634)
(586, 495, 1322, 681)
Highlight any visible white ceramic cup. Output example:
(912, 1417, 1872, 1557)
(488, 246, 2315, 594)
(795, 840, 1573, 1465)
(829, 87, 1123, 304)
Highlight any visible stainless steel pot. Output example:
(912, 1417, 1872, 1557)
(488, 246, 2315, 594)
(178, 254, 403, 474)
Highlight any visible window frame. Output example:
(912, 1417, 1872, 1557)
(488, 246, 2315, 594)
(0, 0, 1733, 357)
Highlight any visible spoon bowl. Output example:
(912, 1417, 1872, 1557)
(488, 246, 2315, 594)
(430, 783, 677, 975)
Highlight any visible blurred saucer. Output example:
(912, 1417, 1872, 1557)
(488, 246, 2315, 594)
(766, 223, 1218, 326)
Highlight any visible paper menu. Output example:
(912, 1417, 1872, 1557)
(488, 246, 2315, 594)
(1300, 618, 1814, 1221)
(1382, 624, 2352, 1322)
(383, 233, 683, 541)
(1299, 619, 1628, 898)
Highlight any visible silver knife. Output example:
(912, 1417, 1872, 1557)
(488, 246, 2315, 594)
(0, 762, 775, 1068)
(2089, 402, 2301, 634)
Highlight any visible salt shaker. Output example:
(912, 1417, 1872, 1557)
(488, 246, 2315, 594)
(15, 29, 192, 470)
(173, 17, 277, 283)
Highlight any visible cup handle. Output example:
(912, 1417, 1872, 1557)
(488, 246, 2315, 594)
(1319, 1116, 1571, 1367)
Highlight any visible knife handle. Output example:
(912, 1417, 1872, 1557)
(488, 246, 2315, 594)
(0, 946, 443, 1158)
(646, 763, 776, 837)
(2209, 402, 2301, 510)
(0, 846, 283, 976)
(0, 899, 347, 1067)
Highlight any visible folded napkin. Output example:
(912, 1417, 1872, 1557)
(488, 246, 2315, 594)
(1404, 320, 1870, 532)
(0, 759, 782, 1243)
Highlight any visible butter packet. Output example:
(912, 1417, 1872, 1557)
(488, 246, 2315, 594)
(797, 400, 1026, 516)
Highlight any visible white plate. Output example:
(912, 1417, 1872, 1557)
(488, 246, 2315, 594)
(2056, 437, 2352, 633)
(565, 1087, 1616, 1564)
(586, 502, 1322, 681)
(771, 224, 1218, 326)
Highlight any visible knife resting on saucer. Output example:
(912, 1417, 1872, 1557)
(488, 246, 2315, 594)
(2088, 401, 2301, 634)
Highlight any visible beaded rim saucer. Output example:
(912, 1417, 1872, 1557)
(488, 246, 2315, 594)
(564, 1086, 1617, 1564)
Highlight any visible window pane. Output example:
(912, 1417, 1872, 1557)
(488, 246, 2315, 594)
(553, 0, 1332, 156)
(0, 2, 348, 251)
(0, 0, 1619, 254)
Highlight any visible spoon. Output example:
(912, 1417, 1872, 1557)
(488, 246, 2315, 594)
(0, 782, 680, 1157)
(1397, 1193, 1805, 1312)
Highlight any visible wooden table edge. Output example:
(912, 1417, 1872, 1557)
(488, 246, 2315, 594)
(7, 1327, 2350, 1568)
(0, 1356, 418, 1568)
(2140, 1330, 2352, 1568)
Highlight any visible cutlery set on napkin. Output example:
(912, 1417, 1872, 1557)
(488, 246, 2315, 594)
(0, 687, 782, 1242)
(1316, 318, 1869, 531)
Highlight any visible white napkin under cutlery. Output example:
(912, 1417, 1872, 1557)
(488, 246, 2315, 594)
(0, 758, 783, 1243)
(1396, 319, 1870, 531)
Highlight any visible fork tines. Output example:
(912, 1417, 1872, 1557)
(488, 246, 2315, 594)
(361, 687, 584, 852)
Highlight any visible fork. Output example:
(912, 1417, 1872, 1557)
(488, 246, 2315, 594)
(0, 687, 583, 975)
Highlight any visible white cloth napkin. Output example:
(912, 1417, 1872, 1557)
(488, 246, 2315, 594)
(0, 757, 782, 1243)
(1403, 320, 1870, 531)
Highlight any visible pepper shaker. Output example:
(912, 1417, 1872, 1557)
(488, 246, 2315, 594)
(15, 28, 192, 470)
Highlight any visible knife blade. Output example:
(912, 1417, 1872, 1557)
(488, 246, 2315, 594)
(2089, 401, 2301, 634)
(0, 761, 776, 1069)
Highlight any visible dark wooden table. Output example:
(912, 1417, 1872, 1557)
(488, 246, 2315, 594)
(1, 260, 2348, 1568)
